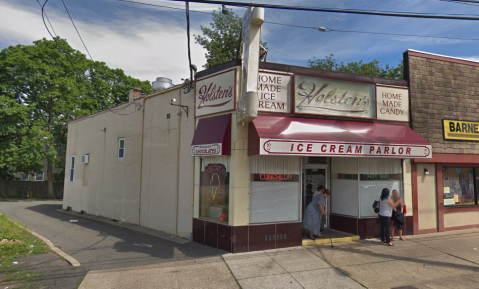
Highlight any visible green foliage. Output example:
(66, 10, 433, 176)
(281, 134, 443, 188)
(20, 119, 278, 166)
(194, 8, 267, 69)
(308, 54, 403, 79)
(0, 37, 151, 188)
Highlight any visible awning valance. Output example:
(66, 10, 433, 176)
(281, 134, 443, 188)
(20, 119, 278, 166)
(191, 114, 231, 156)
(248, 115, 432, 158)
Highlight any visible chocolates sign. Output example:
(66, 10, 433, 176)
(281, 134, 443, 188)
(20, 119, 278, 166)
(195, 69, 236, 117)
(376, 85, 409, 122)
(191, 143, 222, 156)
(294, 75, 375, 118)
(257, 72, 291, 113)
(259, 139, 432, 158)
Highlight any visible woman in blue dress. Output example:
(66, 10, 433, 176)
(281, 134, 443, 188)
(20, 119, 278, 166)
(303, 188, 330, 240)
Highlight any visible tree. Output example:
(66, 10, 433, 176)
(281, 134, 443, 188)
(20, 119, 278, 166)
(308, 54, 403, 79)
(0, 97, 44, 185)
(0, 37, 152, 198)
(194, 8, 267, 69)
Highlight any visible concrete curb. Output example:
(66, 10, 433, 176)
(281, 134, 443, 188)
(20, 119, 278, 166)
(28, 229, 81, 267)
(55, 209, 189, 245)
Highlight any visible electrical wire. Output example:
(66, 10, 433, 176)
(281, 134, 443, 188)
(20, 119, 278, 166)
(61, 0, 94, 61)
(112, 0, 479, 41)
(163, 0, 479, 20)
(439, 0, 479, 6)
(186, 1, 193, 81)
(39, 0, 141, 118)
(36, 0, 57, 36)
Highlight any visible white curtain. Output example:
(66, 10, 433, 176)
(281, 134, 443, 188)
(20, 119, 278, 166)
(332, 157, 401, 175)
(331, 157, 358, 175)
(201, 156, 230, 171)
(359, 158, 401, 174)
(250, 156, 300, 174)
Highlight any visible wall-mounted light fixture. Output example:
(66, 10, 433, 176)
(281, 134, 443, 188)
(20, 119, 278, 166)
(424, 168, 430, 175)
(169, 98, 188, 117)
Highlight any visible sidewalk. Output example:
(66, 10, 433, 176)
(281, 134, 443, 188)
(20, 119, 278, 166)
(78, 257, 239, 289)
(77, 228, 479, 289)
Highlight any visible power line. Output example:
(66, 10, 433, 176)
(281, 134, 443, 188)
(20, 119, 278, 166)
(61, 0, 94, 61)
(164, 0, 479, 20)
(113, 0, 479, 41)
(439, 0, 479, 6)
(36, 0, 57, 36)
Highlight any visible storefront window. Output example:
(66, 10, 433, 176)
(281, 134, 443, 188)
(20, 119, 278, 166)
(249, 156, 301, 223)
(443, 167, 476, 206)
(199, 157, 229, 223)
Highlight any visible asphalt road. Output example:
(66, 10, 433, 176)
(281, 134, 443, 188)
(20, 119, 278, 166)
(0, 200, 225, 271)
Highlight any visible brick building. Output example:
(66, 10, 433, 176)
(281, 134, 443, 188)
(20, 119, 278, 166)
(405, 50, 479, 234)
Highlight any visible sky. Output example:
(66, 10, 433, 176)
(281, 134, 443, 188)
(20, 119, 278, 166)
(1, 0, 479, 84)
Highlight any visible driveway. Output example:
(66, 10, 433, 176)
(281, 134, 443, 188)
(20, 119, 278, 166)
(0, 200, 226, 271)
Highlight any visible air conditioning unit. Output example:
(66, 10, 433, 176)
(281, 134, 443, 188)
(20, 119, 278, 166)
(81, 155, 90, 164)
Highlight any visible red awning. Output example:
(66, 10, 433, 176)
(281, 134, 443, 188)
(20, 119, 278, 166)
(249, 115, 432, 158)
(191, 114, 231, 156)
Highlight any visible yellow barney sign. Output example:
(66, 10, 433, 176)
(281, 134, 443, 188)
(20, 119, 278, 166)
(443, 119, 479, 141)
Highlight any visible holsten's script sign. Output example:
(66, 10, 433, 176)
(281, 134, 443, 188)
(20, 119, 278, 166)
(195, 69, 236, 117)
(443, 119, 479, 141)
(257, 72, 291, 113)
(259, 139, 432, 158)
(376, 85, 409, 122)
(294, 75, 376, 118)
(191, 143, 222, 156)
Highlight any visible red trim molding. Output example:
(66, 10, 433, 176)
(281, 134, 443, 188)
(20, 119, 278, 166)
(408, 50, 479, 67)
(444, 206, 479, 213)
(418, 228, 439, 235)
(444, 224, 479, 232)
(411, 162, 419, 235)
(436, 164, 445, 232)
(414, 153, 479, 164)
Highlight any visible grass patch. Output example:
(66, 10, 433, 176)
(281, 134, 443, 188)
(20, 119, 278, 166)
(0, 213, 49, 280)
(2, 271, 46, 282)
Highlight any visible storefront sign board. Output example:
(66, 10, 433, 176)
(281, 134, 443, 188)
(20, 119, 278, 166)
(191, 143, 222, 156)
(259, 139, 432, 158)
(195, 69, 236, 117)
(257, 72, 291, 113)
(251, 174, 299, 182)
(443, 119, 479, 141)
(294, 75, 376, 119)
(376, 85, 409, 122)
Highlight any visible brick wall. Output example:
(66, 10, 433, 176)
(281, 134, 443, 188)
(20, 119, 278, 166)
(406, 51, 479, 154)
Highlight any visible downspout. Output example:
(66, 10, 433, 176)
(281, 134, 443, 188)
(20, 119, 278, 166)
(137, 84, 186, 226)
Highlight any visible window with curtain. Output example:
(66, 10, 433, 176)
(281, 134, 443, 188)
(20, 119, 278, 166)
(199, 156, 230, 223)
(249, 156, 301, 223)
(331, 158, 359, 217)
(359, 158, 402, 218)
(331, 157, 403, 218)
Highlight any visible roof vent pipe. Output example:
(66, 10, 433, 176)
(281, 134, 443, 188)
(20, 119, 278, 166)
(152, 77, 174, 92)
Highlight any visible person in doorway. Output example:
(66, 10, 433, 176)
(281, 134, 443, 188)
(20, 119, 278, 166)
(390, 189, 405, 241)
(378, 188, 401, 246)
(312, 185, 325, 199)
(303, 188, 330, 240)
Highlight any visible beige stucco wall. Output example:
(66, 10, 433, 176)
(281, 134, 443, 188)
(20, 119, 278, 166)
(403, 160, 413, 216)
(63, 86, 195, 238)
(444, 211, 479, 228)
(229, 113, 250, 226)
(416, 164, 437, 230)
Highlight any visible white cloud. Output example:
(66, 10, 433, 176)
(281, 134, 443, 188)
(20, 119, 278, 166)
(0, 1, 207, 84)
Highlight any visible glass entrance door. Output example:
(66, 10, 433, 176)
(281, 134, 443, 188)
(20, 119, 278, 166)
(303, 166, 329, 228)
